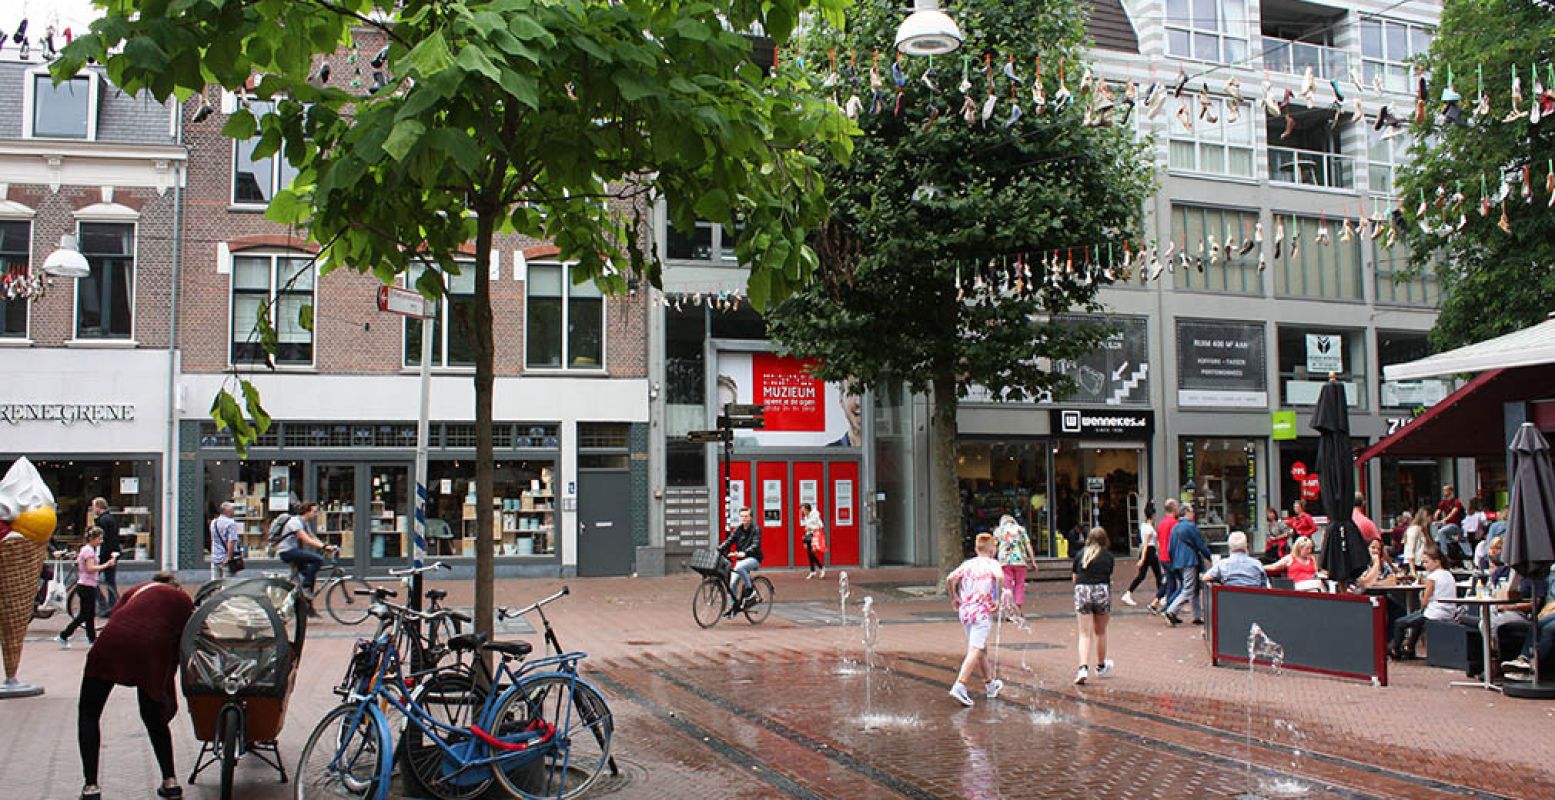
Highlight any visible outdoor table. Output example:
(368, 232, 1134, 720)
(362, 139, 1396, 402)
(1439, 596, 1519, 692)
(1362, 582, 1424, 615)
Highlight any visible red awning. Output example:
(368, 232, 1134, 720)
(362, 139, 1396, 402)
(1358, 363, 1555, 464)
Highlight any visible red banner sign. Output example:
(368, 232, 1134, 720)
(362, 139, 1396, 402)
(751, 353, 825, 432)
(1289, 461, 1308, 481)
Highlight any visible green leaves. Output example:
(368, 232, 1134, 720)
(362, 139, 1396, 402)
(210, 379, 272, 457)
(407, 30, 457, 78)
(383, 118, 427, 162)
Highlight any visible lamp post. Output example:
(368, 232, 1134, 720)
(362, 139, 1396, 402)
(42, 235, 91, 278)
(895, 0, 964, 57)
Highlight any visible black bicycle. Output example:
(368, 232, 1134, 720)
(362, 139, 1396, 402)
(689, 549, 773, 628)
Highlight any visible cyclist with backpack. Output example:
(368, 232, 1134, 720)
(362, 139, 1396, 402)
(273, 503, 331, 600)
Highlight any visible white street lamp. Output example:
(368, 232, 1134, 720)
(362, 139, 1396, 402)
(42, 235, 91, 278)
(895, 0, 964, 57)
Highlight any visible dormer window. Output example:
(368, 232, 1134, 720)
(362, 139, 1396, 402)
(27, 72, 98, 140)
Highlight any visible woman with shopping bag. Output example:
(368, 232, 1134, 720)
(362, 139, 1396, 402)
(801, 502, 827, 579)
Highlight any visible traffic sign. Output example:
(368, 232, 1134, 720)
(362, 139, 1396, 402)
(718, 415, 766, 429)
(377, 285, 435, 319)
(724, 403, 765, 417)
(687, 429, 733, 444)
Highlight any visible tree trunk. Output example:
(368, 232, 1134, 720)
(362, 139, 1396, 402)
(930, 374, 962, 584)
(473, 215, 497, 645)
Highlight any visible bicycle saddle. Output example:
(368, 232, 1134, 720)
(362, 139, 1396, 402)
(447, 632, 488, 652)
(482, 640, 532, 658)
(426, 588, 448, 602)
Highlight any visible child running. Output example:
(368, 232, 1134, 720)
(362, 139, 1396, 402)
(946, 533, 1005, 706)
(1072, 526, 1116, 685)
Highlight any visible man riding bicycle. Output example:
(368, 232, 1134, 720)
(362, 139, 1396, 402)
(719, 508, 763, 616)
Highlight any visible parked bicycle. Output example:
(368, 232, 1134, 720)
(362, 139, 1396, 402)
(689, 548, 773, 628)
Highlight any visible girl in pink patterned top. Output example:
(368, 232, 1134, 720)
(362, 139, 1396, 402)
(945, 533, 1005, 707)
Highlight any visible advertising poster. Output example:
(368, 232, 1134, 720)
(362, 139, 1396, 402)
(799, 479, 819, 507)
(1054, 315, 1151, 406)
(268, 465, 292, 511)
(1305, 333, 1344, 374)
(834, 480, 854, 527)
(1176, 320, 1268, 408)
(714, 351, 860, 447)
(762, 479, 783, 526)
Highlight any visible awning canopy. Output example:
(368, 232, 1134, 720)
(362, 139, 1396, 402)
(1383, 316, 1555, 381)
(1358, 363, 1555, 464)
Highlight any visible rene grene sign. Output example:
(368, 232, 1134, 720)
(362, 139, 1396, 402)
(1049, 408, 1154, 437)
(0, 403, 136, 425)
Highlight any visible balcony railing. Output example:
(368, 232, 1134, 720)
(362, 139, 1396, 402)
(1262, 37, 1351, 82)
(1268, 146, 1355, 190)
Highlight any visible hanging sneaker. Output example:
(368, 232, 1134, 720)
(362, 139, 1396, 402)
(1225, 76, 1243, 104)
(1348, 67, 1366, 96)
(985, 678, 1005, 699)
(1263, 85, 1283, 117)
(1281, 112, 1295, 139)
(950, 682, 975, 707)
(1374, 105, 1395, 130)
(1499, 204, 1513, 234)
(1340, 218, 1354, 242)
(1073, 666, 1089, 686)
(1299, 66, 1316, 107)
(1176, 101, 1194, 131)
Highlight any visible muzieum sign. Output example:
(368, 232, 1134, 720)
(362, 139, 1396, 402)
(0, 403, 136, 425)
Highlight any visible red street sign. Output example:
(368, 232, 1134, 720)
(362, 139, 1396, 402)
(377, 285, 435, 319)
(1300, 475, 1321, 501)
(1289, 461, 1308, 481)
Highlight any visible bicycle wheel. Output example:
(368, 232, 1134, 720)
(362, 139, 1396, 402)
(692, 578, 727, 629)
(325, 577, 375, 625)
(295, 704, 389, 799)
(743, 577, 774, 625)
(400, 671, 493, 800)
(218, 705, 240, 800)
(489, 675, 613, 800)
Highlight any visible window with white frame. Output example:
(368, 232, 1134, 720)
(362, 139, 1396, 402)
(1168, 99, 1255, 178)
(1366, 125, 1410, 197)
(1166, 0, 1248, 64)
(664, 215, 741, 263)
(232, 101, 300, 206)
(76, 223, 135, 339)
(1360, 19, 1432, 95)
(1168, 204, 1262, 294)
(404, 264, 477, 367)
(0, 221, 29, 338)
(28, 72, 96, 139)
(232, 254, 315, 365)
(525, 264, 604, 370)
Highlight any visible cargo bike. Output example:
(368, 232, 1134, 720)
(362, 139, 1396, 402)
(180, 576, 308, 800)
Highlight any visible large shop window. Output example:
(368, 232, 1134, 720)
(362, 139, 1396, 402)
(1360, 19, 1432, 95)
(1372, 237, 1439, 307)
(1166, 0, 1248, 63)
(1379, 457, 1444, 524)
(1168, 205, 1261, 294)
(1276, 326, 1367, 407)
(0, 220, 29, 337)
(958, 439, 1054, 558)
(29, 73, 95, 139)
(425, 460, 557, 557)
(405, 264, 476, 367)
(76, 222, 135, 339)
(233, 254, 315, 365)
(1168, 99, 1255, 180)
(1377, 331, 1451, 409)
(26, 458, 158, 560)
(525, 264, 604, 369)
(1273, 213, 1363, 300)
(1179, 438, 1257, 549)
(232, 100, 301, 205)
(203, 459, 303, 558)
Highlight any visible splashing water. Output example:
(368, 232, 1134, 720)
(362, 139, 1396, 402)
(861, 595, 880, 670)
(1244, 624, 1296, 799)
(838, 571, 850, 628)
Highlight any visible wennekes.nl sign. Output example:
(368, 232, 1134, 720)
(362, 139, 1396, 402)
(0, 403, 136, 425)
(1050, 408, 1154, 438)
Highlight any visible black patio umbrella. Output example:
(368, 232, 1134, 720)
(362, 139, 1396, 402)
(1502, 422, 1555, 699)
(1312, 378, 1368, 585)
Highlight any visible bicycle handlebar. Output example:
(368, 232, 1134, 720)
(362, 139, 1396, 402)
(355, 587, 398, 599)
(496, 585, 569, 620)
(387, 561, 449, 577)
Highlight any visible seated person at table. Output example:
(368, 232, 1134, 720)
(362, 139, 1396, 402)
(1388, 550, 1459, 661)
(1356, 538, 1397, 589)
(1488, 543, 1537, 657)
(1203, 532, 1269, 589)
(1264, 535, 1321, 591)
(1502, 574, 1555, 679)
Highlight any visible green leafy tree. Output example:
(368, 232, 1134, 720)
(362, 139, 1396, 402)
(1398, 0, 1555, 349)
(57, 0, 852, 635)
(771, 0, 1152, 573)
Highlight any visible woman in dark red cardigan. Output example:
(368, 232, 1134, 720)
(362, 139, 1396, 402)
(76, 572, 194, 800)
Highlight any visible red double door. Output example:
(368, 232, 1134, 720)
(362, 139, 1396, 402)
(718, 460, 860, 568)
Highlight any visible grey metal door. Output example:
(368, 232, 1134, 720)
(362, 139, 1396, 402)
(577, 470, 633, 577)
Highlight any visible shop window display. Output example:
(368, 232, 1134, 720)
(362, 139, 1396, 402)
(957, 440, 1052, 558)
(425, 461, 557, 557)
(1179, 438, 1256, 550)
(203, 460, 303, 558)
(28, 459, 159, 560)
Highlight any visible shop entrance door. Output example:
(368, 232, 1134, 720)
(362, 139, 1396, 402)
(577, 469, 633, 577)
(314, 463, 412, 575)
(791, 462, 826, 570)
(756, 462, 791, 567)
(717, 461, 753, 543)
(1053, 444, 1143, 554)
(828, 461, 860, 566)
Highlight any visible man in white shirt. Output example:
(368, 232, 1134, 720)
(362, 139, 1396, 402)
(209, 502, 242, 579)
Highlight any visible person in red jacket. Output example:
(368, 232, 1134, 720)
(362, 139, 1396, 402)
(1289, 499, 1318, 538)
(1148, 499, 1179, 613)
(75, 572, 195, 800)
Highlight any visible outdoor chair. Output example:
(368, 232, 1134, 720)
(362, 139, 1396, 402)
(1424, 618, 1481, 674)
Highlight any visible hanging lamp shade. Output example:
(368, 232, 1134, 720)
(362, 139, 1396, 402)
(895, 0, 963, 57)
(42, 235, 90, 278)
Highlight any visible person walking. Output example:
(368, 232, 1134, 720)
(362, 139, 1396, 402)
(1163, 505, 1213, 626)
(89, 498, 121, 617)
(1261, 507, 1293, 564)
(800, 502, 827, 579)
(946, 533, 1005, 706)
(1352, 493, 1381, 544)
(1122, 503, 1161, 607)
(1072, 526, 1115, 685)
(209, 502, 243, 580)
(1148, 499, 1179, 613)
(58, 527, 117, 648)
(1289, 499, 1317, 539)
(995, 515, 1036, 619)
(1403, 508, 1430, 576)
(75, 571, 194, 800)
